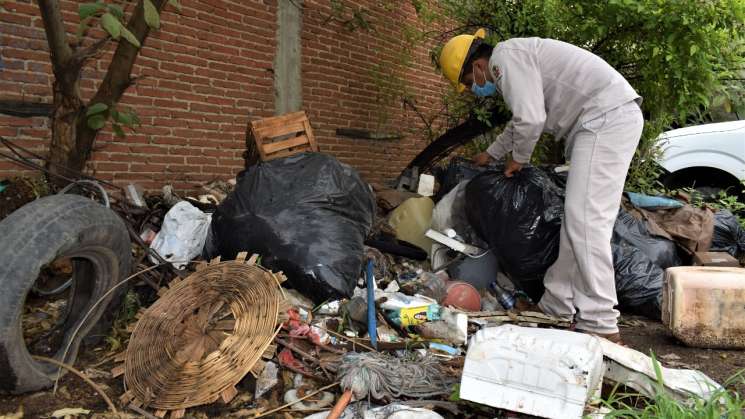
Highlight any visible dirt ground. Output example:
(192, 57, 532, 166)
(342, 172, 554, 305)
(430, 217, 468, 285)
(0, 315, 742, 418)
(0, 348, 124, 419)
(622, 315, 745, 395)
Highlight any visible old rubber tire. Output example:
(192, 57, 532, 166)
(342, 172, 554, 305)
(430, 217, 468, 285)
(0, 194, 131, 394)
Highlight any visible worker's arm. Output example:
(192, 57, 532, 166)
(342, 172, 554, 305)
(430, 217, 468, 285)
(486, 48, 546, 164)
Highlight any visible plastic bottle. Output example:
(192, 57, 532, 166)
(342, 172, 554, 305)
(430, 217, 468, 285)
(400, 271, 448, 301)
(490, 281, 516, 310)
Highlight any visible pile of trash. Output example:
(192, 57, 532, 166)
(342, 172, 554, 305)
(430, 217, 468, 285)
(108, 152, 742, 418)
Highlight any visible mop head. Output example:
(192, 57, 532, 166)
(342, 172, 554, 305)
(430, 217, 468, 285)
(337, 352, 457, 400)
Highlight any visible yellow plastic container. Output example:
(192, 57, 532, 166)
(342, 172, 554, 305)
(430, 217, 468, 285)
(662, 266, 745, 349)
(388, 197, 435, 256)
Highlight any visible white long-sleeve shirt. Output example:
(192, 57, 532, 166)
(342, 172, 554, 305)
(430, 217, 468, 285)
(485, 38, 641, 163)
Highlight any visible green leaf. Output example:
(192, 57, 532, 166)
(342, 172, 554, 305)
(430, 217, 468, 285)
(101, 13, 121, 39)
(120, 26, 141, 48)
(105, 336, 121, 352)
(168, 0, 182, 12)
(113, 110, 134, 126)
(112, 123, 126, 138)
(107, 4, 124, 19)
(144, 0, 160, 29)
(86, 102, 108, 116)
(690, 44, 699, 55)
(87, 114, 107, 130)
(79, 3, 104, 20)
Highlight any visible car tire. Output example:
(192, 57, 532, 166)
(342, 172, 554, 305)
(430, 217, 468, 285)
(0, 194, 131, 394)
(661, 168, 743, 200)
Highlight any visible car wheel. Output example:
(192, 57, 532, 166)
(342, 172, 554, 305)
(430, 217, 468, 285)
(661, 167, 743, 200)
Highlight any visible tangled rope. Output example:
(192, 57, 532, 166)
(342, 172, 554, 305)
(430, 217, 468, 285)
(337, 352, 457, 401)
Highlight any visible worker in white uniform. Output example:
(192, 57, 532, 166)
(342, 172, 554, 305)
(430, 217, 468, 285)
(439, 29, 643, 343)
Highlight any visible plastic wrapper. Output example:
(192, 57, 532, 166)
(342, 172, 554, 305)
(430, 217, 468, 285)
(611, 240, 663, 320)
(625, 192, 683, 209)
(150, 201, 212, 269)
(431, 180, 484, 246)
(710, 210, 745, 258)
(612, 209, 681, 269)
(465, 165, 564, 301)
(207, 153, 374, 303)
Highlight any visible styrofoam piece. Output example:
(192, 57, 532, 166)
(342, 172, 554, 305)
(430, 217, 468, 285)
(425, 229, 484, 257)
(600, 339, 721, 400)
(417, 174, 435, 197)
(461, 325, 604, 419)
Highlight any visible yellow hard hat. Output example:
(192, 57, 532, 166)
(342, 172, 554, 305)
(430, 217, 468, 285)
(439, 28, 487, 92)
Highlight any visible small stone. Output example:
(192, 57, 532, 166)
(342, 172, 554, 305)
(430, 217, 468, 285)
(660, 353, 682, 361)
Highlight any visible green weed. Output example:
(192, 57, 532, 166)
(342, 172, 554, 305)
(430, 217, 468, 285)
(599, 356, 745, 418)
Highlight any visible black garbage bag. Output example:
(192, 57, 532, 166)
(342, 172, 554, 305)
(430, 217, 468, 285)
(207, 153, 375, 303)
(612, 240, 663, 320)
(465, 165, 564, 301)
(612, 209, 681, 269)
(434, 157, 487, 200)
(710, 210, 745, 258)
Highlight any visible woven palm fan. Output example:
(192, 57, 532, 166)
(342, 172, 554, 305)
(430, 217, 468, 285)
(114, 253, 287, 418)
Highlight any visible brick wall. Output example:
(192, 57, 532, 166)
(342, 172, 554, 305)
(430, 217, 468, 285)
(0, 0, 450, 191)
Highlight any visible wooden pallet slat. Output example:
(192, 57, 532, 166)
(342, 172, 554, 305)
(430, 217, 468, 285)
(253, 121, 307, 139)
(262, 135, 311, 155)
(251, 111, 306, 130)
(249, 111, 319, 162)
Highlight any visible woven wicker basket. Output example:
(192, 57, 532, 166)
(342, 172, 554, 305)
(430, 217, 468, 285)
(117, 254, 286, 418)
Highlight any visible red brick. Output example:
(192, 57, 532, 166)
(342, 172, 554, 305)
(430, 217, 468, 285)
(94, 162, 130, 172)
(0, 0, 451, 190)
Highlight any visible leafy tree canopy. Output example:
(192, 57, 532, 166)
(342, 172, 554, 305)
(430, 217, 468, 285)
(435, 0, 745, 123)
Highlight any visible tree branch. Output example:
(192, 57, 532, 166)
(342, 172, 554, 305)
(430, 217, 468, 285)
(90, 0, 168, 107)
(72, 0, 170, 167)
(36, 0, 74, 75)
(71, 36, 110, 66)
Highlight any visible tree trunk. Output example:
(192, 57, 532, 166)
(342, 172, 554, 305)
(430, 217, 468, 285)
(37, 0, 170, 188)
(46, 67, 85, 188)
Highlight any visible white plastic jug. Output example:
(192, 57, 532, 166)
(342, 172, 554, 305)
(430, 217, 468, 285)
(662, 266, 745, 349)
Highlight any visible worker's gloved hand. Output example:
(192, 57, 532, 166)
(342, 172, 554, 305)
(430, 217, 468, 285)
(473, 151, 494, 166)
(504, 159, 523, 178)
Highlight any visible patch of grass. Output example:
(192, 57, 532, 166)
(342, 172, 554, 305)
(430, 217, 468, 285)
(600, 356, 745, 418)
(683, 182, 745, 229)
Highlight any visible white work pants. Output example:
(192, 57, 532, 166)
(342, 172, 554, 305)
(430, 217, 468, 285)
(538, 101, 643, 333)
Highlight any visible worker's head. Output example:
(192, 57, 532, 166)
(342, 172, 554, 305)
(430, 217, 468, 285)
(439, 28, 495, 95)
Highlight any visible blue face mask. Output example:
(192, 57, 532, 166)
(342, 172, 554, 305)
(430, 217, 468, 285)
(471, 67, 497, 97)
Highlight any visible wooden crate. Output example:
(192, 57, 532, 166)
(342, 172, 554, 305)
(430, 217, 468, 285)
(248, 111, 319, 161)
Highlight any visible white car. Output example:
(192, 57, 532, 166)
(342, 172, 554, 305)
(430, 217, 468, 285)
(658, 120, 745, 196)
